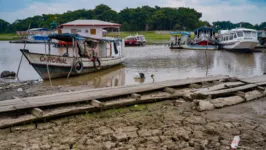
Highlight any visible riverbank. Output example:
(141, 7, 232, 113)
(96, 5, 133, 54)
(0, 33, 19, 41)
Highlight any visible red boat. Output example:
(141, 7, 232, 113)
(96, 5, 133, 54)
(192, 27, 217, 46)
(125, 35, 146, 46)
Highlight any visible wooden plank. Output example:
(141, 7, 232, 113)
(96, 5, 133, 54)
(0, 92, 183, 129)
(238, 75, 266, 84)
(194, 82, 244, 94)
(0, 75, 229, 113)
(200, 84, 257, 97)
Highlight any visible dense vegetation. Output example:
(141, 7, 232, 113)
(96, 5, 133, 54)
(0, 4, 265, 33)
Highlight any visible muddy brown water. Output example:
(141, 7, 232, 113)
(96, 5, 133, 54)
(1, 41, 266, 88)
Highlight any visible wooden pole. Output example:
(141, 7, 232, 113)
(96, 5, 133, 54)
(44, 40, 53, 86)
(16, 24, 31, 81)
(67, 38, 75, 78)
(205, 41, 209, 77)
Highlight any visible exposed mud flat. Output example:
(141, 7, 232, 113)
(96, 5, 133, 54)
(0, 99, 265, 150)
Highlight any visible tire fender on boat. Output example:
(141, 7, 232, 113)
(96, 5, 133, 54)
(93, 57, 101, 70)
(74, 60, 84, 74)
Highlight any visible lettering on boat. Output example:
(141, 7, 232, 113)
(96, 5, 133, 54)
(40, 55, 67, 64)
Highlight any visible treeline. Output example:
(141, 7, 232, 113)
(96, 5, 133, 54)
(213, 21, 266, 31)
(0, 4, 265, 33)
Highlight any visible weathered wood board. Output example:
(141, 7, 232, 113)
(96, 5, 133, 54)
(0, 76, 229, 113)
(198, 84, 258, 97)
(238, 75, 266, 84)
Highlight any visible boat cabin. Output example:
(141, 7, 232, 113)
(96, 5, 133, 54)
(48, 33, 123, 58)
(219, 28, 257, 42)
(194, 27, 215, 39)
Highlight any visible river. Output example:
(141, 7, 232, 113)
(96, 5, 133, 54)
(0, 41, 265, 88)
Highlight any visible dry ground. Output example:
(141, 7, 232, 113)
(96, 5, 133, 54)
(0, 97, 265, 150)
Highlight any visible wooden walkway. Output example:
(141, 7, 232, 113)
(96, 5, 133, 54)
(0, 75, 229, 113)
(1, 75, 266, 129)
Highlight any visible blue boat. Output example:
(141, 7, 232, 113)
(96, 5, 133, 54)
(169, 31, 191, 49)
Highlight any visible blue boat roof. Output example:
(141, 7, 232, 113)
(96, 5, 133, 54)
(48, 33, 84, 42)
(170, 31, 190, 35)
(49, 33, 122, 42)
(194, 27, 215, 32)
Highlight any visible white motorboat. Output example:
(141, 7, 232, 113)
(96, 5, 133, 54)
(218, 28, 259, 51)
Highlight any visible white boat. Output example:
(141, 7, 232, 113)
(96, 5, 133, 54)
(218, 28, 259, 51)
(21, 33, 124, 80)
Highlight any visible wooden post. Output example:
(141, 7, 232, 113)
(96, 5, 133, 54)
(91, 99, 104, 108)
(163, 87, 175, 94)
(31, 108, 43, 118)
(131, 93, 141, 100)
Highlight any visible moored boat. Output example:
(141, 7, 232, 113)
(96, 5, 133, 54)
(192, 26, 217, 46)
(21, 33, 124, 80)
(218, 28, 259, 51)
(124, 34, 146, 46)
(169, 31, 191, 49)
(258, 27, 266, 47)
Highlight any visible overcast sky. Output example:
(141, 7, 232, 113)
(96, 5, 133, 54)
(0, 0, 265, 24)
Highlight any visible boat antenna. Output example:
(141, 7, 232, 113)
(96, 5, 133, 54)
(16, 23, 31, 81)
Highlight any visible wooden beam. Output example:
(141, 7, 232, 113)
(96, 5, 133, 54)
(163, 87, 176, 94)
(199, 84, 257, 97)
(31, 108, 43, 118)
(131, 93, 141, 100)
(194, 82, 244, 94)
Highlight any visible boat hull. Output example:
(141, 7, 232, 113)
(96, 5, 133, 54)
(182, 45, 217, 50)
(21, 49, 125, 80)
(221, 41, 258, 51)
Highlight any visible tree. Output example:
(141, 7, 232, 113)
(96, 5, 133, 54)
(0, 19, 10, 33)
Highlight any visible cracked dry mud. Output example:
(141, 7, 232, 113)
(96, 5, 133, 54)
(0, 98, 266, 150)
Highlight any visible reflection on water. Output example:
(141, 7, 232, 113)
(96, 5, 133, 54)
(42, 65, 126, 88)
(0, 41, 266, 88)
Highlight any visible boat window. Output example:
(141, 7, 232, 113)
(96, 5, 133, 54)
(252, 32, 257, 37)
(244, 31, 252, 38)
(230, 33, 233, 40)
(234, 33, 237, 38)
(236, 31, 243, 37)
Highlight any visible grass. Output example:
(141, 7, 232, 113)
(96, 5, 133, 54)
(0, 33, 19, 41)
(107, 31, 171, 43)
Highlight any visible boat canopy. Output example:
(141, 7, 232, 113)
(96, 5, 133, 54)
(81, 35, 122, 42)
(49, 33, 122, 42)
(170, 31, 190, 36)
(194, 27, 215, 33)
(48, 33, 84, 42)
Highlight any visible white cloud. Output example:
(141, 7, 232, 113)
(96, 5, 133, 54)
(164, 0, 266, 24)
(0, 0, 265, 25)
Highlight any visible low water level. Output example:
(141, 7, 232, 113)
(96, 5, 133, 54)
(0, 41, 266, 88)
